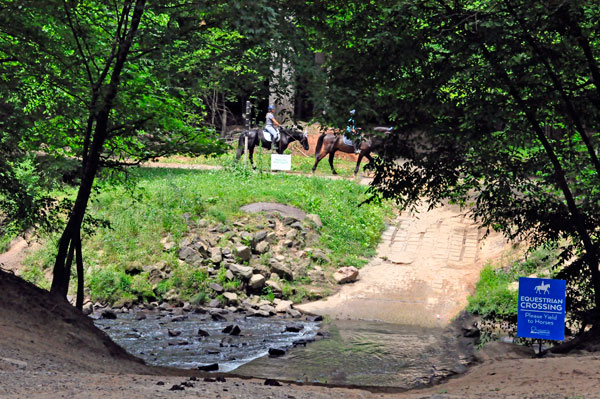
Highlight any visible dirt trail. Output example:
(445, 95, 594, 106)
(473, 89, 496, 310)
(298, 203, 511, 327)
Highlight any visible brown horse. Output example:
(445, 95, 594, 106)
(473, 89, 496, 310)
(312, 127, 391, 175)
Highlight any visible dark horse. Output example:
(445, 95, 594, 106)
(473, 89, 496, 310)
(235, 126, 309, 167)
(312, 127, 391, 175)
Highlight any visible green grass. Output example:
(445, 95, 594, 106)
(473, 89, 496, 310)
(22, 166, 392, 304)
(467, 244, 559, 318)
(157, 146, 367, 178)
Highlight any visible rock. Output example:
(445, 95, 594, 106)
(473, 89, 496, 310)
(197, 329, 210, 337)
(265, 279, 282, 293)
(254, 241, 270, 254)
(264, 379, 281, 386)
(269, 261, 293, 280)
(275, 300, 293, 313)
(179, 246, 202, 263)
(308, 269, 325, 282)
(252, 231, 268, 246)
(234, 245, 252, 262)
(249, 274, 266, 289)
(169, 384, 185, 391)
(282, 239, 294, 247)
(247, 309, 271, 317)
(171, 315, 187, 322)
(306, 315, 323, 322)
(259, 304, 276, 315)
(333, 266, 359, 284)
(209, 283, 224, 293)
(285, 229, 298, 240)
(222, 325, 241, 336)
(285, 323, 303, 332)
(82, 303, 94, 315)
(282, 216, 297, 226)
(311, 249, 331, 264)
(290, 221, 303, 230)
(135, 312, 147, 321)
(222, 292, 239, 305)
(161, 235, 175, 251)
(124, 264, 143, 275)
(101, 310, 117, 319)
(266, 232, 278, 244)
(229, 264, 253, 279)
(305, 214, 322, 228)
(287, 308, 302, 318)
(197, 363, 219, 371)
(210, 247, 223, 264)
(168, 329, 181, 337)
(112, 298, 132, 309)
(268, 348, 286, 357)
(208, 299, 221, 308)
(211, 313, 227, 321)
(225, 270, 235, 280)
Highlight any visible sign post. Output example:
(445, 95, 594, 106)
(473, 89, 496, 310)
(517, 277, 566, 341)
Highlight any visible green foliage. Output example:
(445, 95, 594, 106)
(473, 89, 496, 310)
(87, 266, 133, 304)
(468, 245, 559, 319)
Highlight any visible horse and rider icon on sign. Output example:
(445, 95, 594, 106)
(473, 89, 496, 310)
(517, 277, 566, 341)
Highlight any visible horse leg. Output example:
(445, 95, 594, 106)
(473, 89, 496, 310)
(312, 151, 327, 173)
(354, 153, 364, 175)
(249, 147, 256, 169)
(328, 151, 338, 175)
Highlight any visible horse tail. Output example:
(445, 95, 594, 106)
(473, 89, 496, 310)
(314, 133, 325, 159)
(236, 131, 248, 160)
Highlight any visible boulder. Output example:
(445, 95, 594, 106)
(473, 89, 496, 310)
(265, 279, 282, 294)
(222, 324, 241, 336)
(209, 283, 224, 293)
(82, 302, 94, 316)
(287, 308, 302, 318)
(305, 214, 322, 228)
(333, 266, 359, 284)
(269, 260, 293, 280)
(252, 231, 268, 246)
(229, 264, 253, 279)
(285, 229, 298, 240)
(310, 249, 331, 264)
(285, 323, 303, 332)
(275, 300, 293, 313)
(225, 269, 235, 280)
(254, 241, 270, 254)
(268, 348, 286, 357)
(266, 232, 278, 244)
(210, 247, 223, 264)
(249, 274, 266, 290)
(234, 245, 252, 262)
(222, 292, 239, 305)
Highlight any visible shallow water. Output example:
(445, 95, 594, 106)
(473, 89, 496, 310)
(94, 311, 319, 372)
(96, 312, 465, 388)
(235, 319, 449, 388)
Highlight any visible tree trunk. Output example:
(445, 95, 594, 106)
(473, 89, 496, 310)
(50, 0, 147, 301)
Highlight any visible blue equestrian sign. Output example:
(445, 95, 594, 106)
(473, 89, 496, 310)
(517, 277, 566, 341)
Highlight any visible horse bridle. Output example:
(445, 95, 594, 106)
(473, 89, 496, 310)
(279, 126, 308, 143)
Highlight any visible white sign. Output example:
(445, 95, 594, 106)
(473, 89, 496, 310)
(271, 154, 291, 171)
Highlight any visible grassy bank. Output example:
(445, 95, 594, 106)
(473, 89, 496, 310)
(466, 244, 559, 342)
(21, 167, 392, 305)
(158, 146, 365, 178)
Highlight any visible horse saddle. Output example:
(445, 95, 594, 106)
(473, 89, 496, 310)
(343, 136, 353, 146)
(264, 128, 279, 143)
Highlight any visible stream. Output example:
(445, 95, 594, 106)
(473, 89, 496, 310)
(95, 309, 471, 388)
